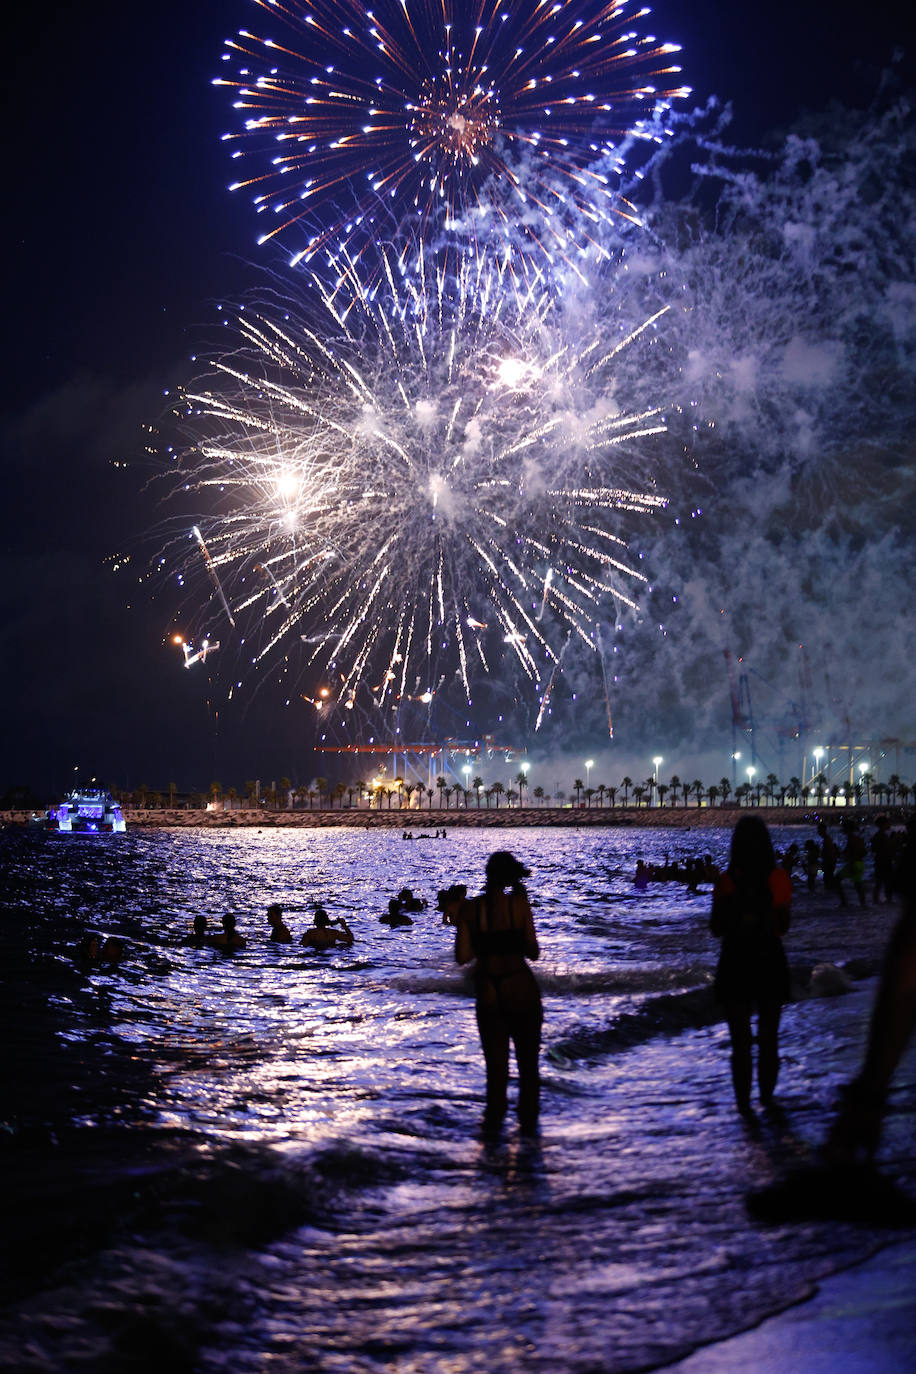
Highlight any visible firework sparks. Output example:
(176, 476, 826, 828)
(165, 243, 671, 719)
(215, 0, 689, 266)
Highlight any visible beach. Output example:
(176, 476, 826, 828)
(1, 822, 913, 1371)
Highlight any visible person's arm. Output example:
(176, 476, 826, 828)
(455, 900, 475, 964)
(335, 918, 354, 946)
(518, 891, 539, 961)
(770, 868, 792, 935)
(827, 899, 916, 1161)
(709, 875, 733, 936)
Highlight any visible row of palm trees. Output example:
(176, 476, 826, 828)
(121, 770, 911, 811)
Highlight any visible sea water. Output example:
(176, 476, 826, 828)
(2, 824, 914, 1372)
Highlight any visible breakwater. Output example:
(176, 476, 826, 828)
(5, 804, 905, 830)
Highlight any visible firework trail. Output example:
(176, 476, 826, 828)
(192, 524, 236, 627)
(168, 243, 671, 719)
(216, 0, 688, 268)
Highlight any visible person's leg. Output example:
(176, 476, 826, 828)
(476, 999, 510, 1127)
(757, 1002, 783, 1105)
(512, 1007, 543, 1132)
(725, 1006, 753, 1112)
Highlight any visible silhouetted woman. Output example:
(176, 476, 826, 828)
(711, 816, 791, 1113)
(456, 851, 542, 1133)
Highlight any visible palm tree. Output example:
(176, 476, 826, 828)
(607, 787, 617, 808)
(707, 784, 720, 807)
(436, 774, 447, 808)
(227, 786, 238, 812)
(692, 779, 704, 807)
(719, 777, 732, 806)
(278, 776, 291, 808)
(657, 784, 669, 807)
(633, 785, 646, 808)
(644, 776, 656, 807)
(861, 772, 874, 804)
(787, 776, 801, 807)
(515, 771, 528, 806)
(888, 773, 902, 805)
(533, 785, 545, 807)
(426, 787, 434, 810)
(573, 777, 584, 806)
(168, 780, 178, 809)
(621, 776, 633, 808)
(669, 775, 681, 807)
(596, 784, 606, 808)
(765, 773, 780, 806)
(491, 781, 505, 809)
(829, 784, 840, 807)
(403, 783, 416, 810)
(814, 772, 827, 806)
(209, 780, 223, 808)
(584, 787, 595, 808)
(444, 786, 455, 809)
(473, 775, 484, 808)
(315, 777, 328, 807)
(506, 788, 519, 808)
(333, 782, 347, 809)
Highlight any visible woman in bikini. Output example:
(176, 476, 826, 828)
(455, 851, 543, 1134)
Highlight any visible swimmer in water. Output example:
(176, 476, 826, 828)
(266, 904, 293, 943)
(301, 909, 354, 950)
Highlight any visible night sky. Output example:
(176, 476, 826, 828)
(2, 0, 911, 800)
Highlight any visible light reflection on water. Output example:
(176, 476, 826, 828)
(5, 824, 915, 1372)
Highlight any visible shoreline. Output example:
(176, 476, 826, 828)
(4, 804, 909, 831)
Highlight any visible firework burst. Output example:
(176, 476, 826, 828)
(216, 0, 689, 267)
(166, 243, 672, 721)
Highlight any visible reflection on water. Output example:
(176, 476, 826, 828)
(2, 825, 914, 1372)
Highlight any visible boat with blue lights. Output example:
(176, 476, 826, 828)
(52, 788, 127, 834)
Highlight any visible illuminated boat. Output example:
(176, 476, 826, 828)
(53, 788, 127, 835)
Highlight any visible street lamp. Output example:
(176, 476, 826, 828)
(653, 755, 663, 783)
(746, 765, 756, 804)
(585, 759, 594, 791)
(812, 747, 824, 786)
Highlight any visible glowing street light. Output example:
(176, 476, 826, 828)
(746, 765, 756, 803)
(653, 755, 663, 783)
(585, 758, 594, 790)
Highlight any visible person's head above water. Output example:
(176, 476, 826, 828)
(485, 851, 530, 892)
(192, 914, 207, 935)
(266, 904, 283, 924)
(222, 912, 237, 932)
(314, 909, 330, 929)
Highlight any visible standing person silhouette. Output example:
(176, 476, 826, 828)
(455, 851, 542, 1135)
(711, 816, 792, 1114)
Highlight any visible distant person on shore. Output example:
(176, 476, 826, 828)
(817, 822, 839, 891)
(836, 819, 867, 908)
(803, 839, 820, 892)
(188, 914, 209, 947)
(710, 816, 792, 1114)
(266, 904, 293, 943)
(870, 817, 894, 905)
(208, 913, 246, 950)
(301, 908, 354, 949)
(455, 850, 542, 1135)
